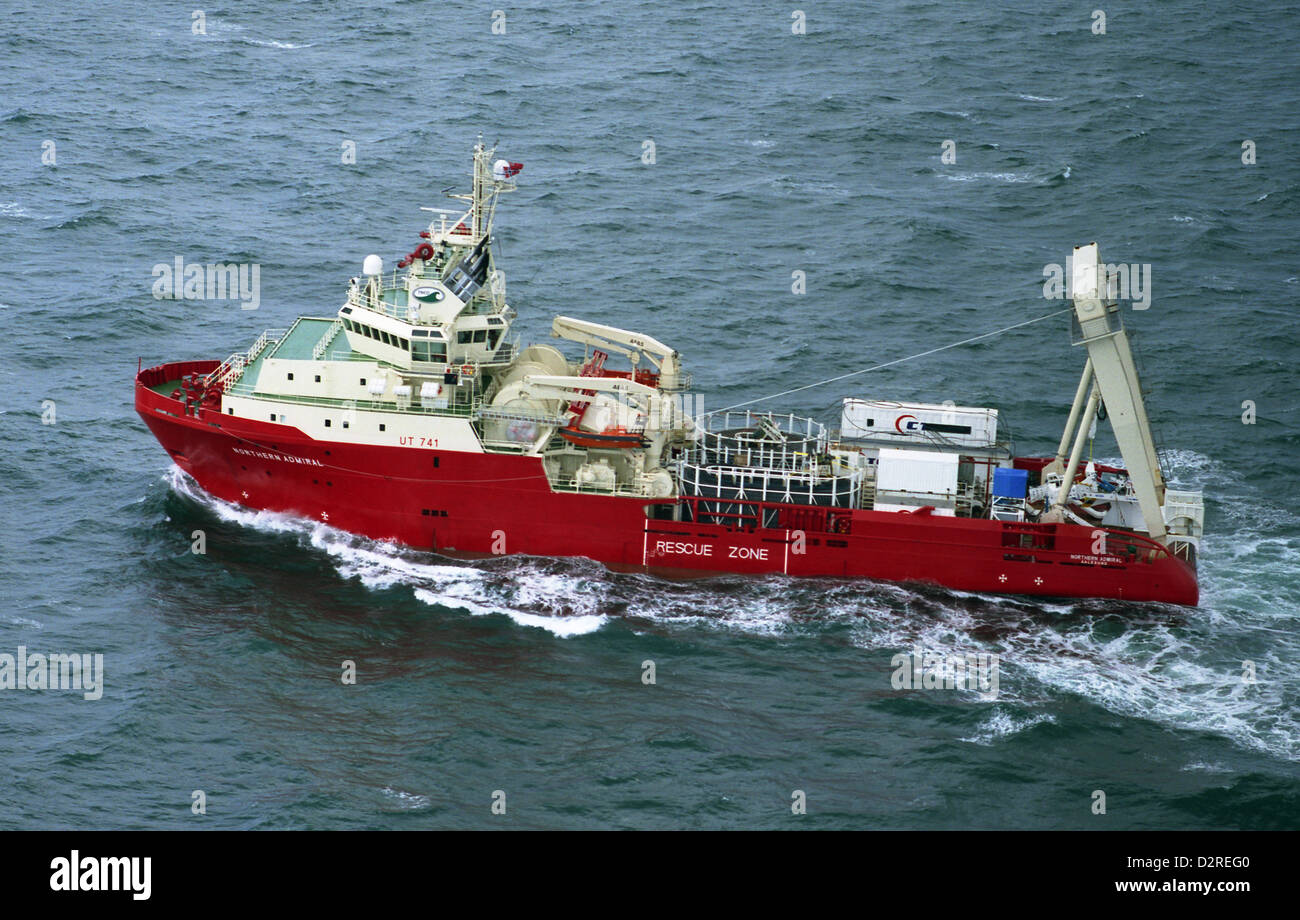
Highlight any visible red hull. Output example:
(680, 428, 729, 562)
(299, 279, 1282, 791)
(136, 362, 1199, 606)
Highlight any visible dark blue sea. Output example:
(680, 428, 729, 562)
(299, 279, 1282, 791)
(1, 0, 1297, 829)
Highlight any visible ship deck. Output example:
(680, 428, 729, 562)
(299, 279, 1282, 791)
(145, 377, 180, 398)
(143, 317, 357, 400)
(236, 317, 355, 392)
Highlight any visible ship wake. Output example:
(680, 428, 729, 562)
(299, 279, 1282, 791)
(164, 462, 1300, 762)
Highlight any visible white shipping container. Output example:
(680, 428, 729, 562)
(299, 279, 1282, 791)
(874, 448, 960, 515)
(841, 399, 998, 448)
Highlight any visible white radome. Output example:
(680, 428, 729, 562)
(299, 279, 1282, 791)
(363, 254, 383, 276)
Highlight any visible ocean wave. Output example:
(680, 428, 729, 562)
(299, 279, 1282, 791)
(939, 171, 1033, 183)
(380, 787, 431, 810)
(240, 38, 313, 50)
(960, 710, 1056, 744)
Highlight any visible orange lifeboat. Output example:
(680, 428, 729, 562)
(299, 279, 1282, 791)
(558, 426, 647, 449)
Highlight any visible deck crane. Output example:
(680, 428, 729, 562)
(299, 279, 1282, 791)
(1042, 243, 1203, 561)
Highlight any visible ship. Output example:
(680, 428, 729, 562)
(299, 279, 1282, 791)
(136, 141, 1205, 606)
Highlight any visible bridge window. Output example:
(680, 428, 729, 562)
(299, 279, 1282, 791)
(412, 341, 447, 362)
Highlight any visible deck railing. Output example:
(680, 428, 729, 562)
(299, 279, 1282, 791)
(221, 382, 483, 418)
(349, 266, 509, 321)
(311, 319, 345, 360)
(204, 326, 288, 388)
(686, 411, 828, 474)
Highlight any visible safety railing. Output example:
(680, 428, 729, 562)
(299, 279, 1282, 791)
(312, 319, 345, 360)
(204, 327, 288, 388)
(686, 411, 828, 473)
(222, 382, 483, 418)
(677, 459, 862, 509)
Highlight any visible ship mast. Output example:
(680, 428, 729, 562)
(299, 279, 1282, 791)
(446, 136, 515, 244)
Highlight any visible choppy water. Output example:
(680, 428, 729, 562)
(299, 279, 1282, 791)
(1, 0, 1297, 828)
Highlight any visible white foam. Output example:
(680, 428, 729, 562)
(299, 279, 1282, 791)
(411, 588, 606, 636)
(380, 787, 431, 810)
(1181, 761, 1232, 774)
(940, 172, 1032, 183)
(960, 710, 1056, 745)
(242, 38, 312, 49)
(166, 467, 607, 637)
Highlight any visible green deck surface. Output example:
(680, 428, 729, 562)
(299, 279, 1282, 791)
(268, 317, 338, 361)
(238, 317, 354, 392)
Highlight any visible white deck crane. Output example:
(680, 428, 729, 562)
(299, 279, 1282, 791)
(1043, 243, 1202, 559)
(550, 316, 686, 392)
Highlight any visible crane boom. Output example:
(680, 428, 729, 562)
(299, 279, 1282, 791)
(550, 316, 684, 389)
(1064, 242, 1168, 544)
